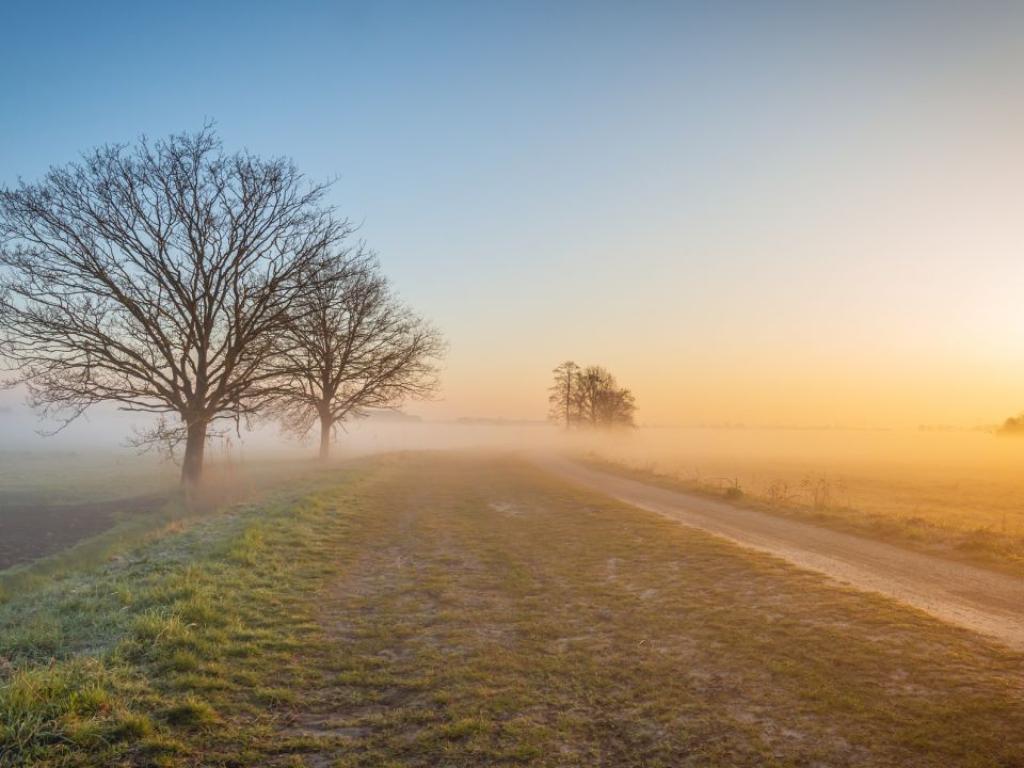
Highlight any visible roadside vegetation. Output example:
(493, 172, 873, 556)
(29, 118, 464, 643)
(3, 453, 1023, 766)
(0, 460, 360, 766)
(581, 452, 1024, 577)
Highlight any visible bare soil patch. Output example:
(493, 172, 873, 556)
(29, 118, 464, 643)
(0, 494, 167, 569)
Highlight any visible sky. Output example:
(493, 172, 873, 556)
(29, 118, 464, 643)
(1, 0, 1023, 436)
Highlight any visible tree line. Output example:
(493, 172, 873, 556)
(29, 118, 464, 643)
(0, 128, 444, 490)
(548, 361, 636, 428)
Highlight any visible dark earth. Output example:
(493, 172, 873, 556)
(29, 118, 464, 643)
(0, 494, 167, 570)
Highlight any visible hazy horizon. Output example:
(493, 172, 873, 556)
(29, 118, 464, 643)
(0, 388, 1011, 456)
(3, 1, 1023, 431)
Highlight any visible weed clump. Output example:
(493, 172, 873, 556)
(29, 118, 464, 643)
(163, 696, 217, 728)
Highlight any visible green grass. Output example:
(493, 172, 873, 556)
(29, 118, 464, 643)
(2, 453, 1023, 766)
(0, 501, 185, 603)
(0, 455, 347, 602)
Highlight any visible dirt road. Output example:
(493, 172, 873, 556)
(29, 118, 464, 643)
(536, 455, 1024, 649)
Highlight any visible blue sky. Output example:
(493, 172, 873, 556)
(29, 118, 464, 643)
(2, 1, 1023, 431)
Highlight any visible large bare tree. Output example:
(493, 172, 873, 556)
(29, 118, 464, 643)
(271, 248, 444, 460)
(0, 128, 348, 489)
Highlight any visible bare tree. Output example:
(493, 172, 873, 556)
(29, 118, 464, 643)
(593, 382, 636, 427)
(548, 360, 581, 428)
(547, 363, 636, 428)
(0, 128, 348, 490)
(270, 248, 444, 460)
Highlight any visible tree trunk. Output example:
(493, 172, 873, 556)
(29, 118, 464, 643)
(181, 417, 208, 491)
(565, 379, 571, 429)
(318, 414, 332, 461)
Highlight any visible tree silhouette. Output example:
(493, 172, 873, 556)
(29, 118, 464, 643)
(548, 360, 581, 427)
(0, 127, 347, 490)
(547, 362, 635, 428)
(269, 248, 444, 460)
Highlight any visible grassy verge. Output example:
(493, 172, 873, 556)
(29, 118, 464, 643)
(579, 453, 1024, 577)
(0, 498, 184, 603)
(0, 458, 365, 767)
(0, 457, 345, 602)
(2, 452, 1023, 766)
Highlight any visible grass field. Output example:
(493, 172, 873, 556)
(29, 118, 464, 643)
(2, 452, 1023, 766)
(0, 451, 178, 507)
(582, 427, 1024, 575)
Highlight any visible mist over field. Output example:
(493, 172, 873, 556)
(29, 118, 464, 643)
(3, 2, 1024, 766)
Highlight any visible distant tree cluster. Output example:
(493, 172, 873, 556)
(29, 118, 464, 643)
(0, 127, 443, 490)
(548, 360, 636, 428)
(998, 414, 1024, 435)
